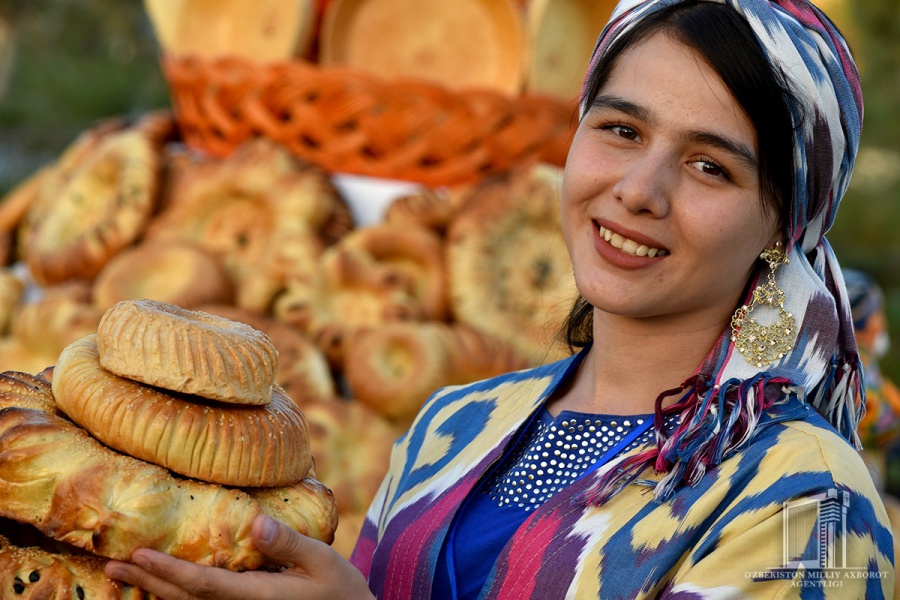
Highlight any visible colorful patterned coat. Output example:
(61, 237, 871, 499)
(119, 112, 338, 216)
(350, 355, 894, 599)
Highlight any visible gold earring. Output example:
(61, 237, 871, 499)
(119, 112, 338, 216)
(730, 242, 797, 368)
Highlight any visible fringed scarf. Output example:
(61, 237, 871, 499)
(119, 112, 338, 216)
(580, 0, 866, 504)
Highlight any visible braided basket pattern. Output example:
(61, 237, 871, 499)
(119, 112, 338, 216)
(163, 55, 577, 186)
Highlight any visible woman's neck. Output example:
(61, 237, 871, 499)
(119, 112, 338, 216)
(549, 310, 727, 416)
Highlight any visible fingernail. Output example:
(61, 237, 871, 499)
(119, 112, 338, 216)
(106, 564, 126, 580)
(133, 553, 152, 570)
(259, 515, 278, 543)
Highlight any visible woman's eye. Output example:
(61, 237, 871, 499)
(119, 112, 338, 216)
(691, 159, 730, 180)
(607, 124, 639, 140)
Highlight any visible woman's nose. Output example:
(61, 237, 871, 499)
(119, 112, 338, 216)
(610, 148, 673, 217)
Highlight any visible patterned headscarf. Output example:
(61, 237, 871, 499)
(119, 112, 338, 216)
(580, 0, 865, 503)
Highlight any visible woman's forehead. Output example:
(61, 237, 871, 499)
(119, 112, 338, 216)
(597, 32, 757, 146)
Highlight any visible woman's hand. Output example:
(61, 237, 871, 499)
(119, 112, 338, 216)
(104, 514, 375, 600)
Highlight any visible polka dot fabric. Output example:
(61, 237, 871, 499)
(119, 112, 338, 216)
(484, 409, 675, 511)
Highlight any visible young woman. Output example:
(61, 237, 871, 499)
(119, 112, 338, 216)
(106, 0, 894, 597)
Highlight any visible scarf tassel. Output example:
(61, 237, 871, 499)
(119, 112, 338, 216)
(582, 373, 793, 506)
(808, 353, 866, 450)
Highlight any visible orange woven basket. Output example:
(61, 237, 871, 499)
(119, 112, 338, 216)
(163, 55, 578, 187)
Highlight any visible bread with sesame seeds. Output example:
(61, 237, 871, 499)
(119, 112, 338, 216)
(0, 529, 155, 599)
(0, 374, 336, 571)
(52, 334, 312, 487)
(0, 407, 335, 570)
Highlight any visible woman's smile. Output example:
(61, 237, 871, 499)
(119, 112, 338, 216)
(591, 220, 669, 269)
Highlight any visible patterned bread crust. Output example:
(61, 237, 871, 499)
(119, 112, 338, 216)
(0, 166, 53, 266)
(446, 165, 578, 364)
(0, 371, 58, 413)
(273, 245, 425, 368)
(96, 300, 277, 405)
(92, 241, 234, 311)
(53, 335, 312, 487)
(339, 223, 449, 321)
(18, 121, 164, 286)
(143, 139, 353, 312)
(0, 406, 336, 570)
(344, 322, 531, 423)
(195, 304, 336, 403)
(383, 189, 455, 234)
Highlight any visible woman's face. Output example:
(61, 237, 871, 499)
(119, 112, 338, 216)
(561, 31, 780, 330)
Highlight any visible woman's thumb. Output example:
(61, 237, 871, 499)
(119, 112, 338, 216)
(252, 514, 319, 566)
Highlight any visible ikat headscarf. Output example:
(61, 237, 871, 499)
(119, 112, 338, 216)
(580, 0, 865, 502)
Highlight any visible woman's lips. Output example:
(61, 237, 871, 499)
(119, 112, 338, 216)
(592, 221, 669, 268)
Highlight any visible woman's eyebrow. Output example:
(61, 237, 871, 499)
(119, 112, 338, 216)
(687, 131, 758, 170)
(589, 94, 652, 122)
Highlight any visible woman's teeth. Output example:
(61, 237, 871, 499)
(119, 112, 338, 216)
(598, 225, 668, 257)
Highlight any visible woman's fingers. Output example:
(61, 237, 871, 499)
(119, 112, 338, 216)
(105, 548, 279, 600)
(104, 515, 374, 600)
(105, 552, 215, 600)
(251, 515, 374, 600)
(252, 514, 325, 570)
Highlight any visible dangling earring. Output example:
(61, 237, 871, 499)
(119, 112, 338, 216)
(730, 242, 797, 368)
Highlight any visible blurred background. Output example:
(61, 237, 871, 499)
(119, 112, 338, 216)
(0, 0, 897, 377)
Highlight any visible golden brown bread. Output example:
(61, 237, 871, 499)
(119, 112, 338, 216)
(11, 282, 104, 352)
(0, 339, 58, 381)
(0, 166, 53, 266)
(273, 245, 425, 367)
(300, 398, 399, 515)
(18, 120, 164, 285)
(149, 0, 315, 61)
(53, 334, 312, 487)
(144, 139, 352, 312)
(383, 189, 455, 235)
(0, 371, 58, 413)
(0, 282, 103, 376)
(195, 304, 336, 403)
(446, 165, 578, 364)
(0, 528, 154, 599)
(96, 300, 277, 405)
(0, 405, 336, 570)
(0, 267, 24, 335)
(92, 241, 234, 311)
(338, 223, 449, 321)
(343, 322, 531, 423)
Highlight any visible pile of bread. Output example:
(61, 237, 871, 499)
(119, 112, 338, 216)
(0, 111, 578, 563)
(0, 298, 337, 597)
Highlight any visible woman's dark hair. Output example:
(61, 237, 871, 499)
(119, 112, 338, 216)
(563, 0, 797, 349)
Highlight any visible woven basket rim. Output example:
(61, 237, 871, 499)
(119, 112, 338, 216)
(162, 53, 577, 186)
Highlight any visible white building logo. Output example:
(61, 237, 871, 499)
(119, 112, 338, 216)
(745, 488, 891, 589)
(782, 488, 848, 569)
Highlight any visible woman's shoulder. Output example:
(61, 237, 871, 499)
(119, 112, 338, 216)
(727, 400, 881, 501)
(411, 352, 582, 422)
